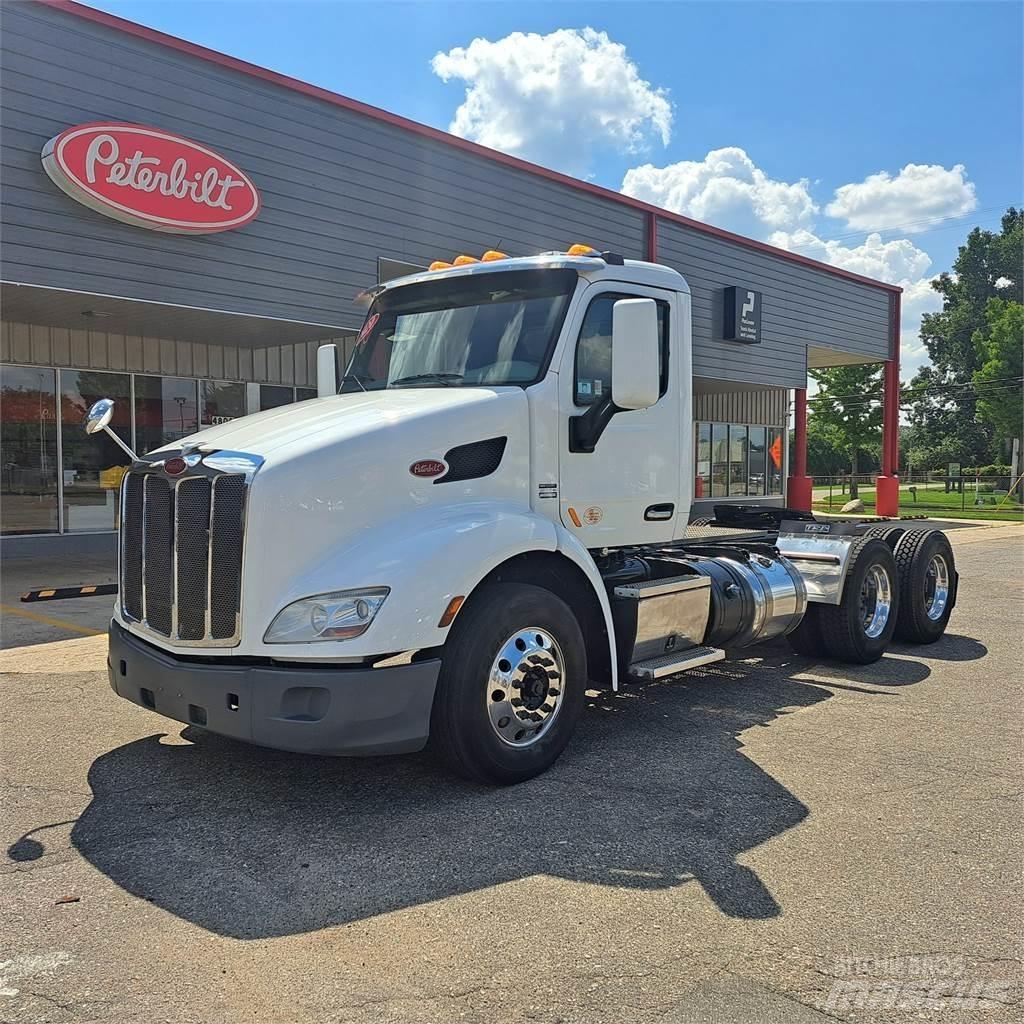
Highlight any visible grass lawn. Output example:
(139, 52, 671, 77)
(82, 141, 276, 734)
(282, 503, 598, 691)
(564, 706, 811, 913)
(813, 485, 1024, 522)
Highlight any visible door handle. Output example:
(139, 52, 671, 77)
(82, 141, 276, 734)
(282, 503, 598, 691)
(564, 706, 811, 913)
(644, 503, 675, 521)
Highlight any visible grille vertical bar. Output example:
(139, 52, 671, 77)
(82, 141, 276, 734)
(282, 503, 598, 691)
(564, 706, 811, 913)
(122, 474, 144, 621)
(209, 476, 246, 640)
(143, 475, 173, 635)
(175, 478, 211, 641)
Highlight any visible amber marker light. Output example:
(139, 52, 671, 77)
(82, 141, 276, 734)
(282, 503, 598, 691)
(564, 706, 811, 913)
(481, 250, 509, 261)
(452, 255, 479, 266)
(438, 595, 466, 627)
(429, 260, 452, 271)
(567, 243, 598, 256)
(567, 507, 583, 528)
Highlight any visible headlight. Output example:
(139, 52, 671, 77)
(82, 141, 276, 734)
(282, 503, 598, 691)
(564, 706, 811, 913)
(264, 587, 389, 643)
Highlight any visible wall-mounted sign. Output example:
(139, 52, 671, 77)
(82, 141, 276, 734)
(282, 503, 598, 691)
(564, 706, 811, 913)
(723, 285, 762, 344)
(41, 122, 261, 234)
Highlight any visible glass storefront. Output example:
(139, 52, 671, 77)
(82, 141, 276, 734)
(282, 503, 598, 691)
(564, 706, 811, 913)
(696, 421, 784, 499)
(1, 366, 59, 535)
(1, 364, 316, 535)
(61, 369, 132, 533)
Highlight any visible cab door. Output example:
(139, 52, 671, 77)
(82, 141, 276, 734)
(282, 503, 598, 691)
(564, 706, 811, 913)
(557, 283, 681, 546)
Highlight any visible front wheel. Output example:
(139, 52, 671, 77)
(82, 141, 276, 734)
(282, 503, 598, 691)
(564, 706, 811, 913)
(429, 582, 586, 784)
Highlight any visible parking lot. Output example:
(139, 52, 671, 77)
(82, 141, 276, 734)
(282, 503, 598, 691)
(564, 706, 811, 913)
(2, 522, 1022, 1023)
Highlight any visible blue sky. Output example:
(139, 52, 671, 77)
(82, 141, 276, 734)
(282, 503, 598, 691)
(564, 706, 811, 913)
(88, 1, 1022, 376)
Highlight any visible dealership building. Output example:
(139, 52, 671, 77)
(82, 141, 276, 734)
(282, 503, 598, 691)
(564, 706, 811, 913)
(0, 0, 903, 553)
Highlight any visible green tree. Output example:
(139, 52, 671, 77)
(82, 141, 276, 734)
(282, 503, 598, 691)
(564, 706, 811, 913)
(906, 208, 1023, 466)
(808, 364, 883, 497)
(972, 298, 1023, 441)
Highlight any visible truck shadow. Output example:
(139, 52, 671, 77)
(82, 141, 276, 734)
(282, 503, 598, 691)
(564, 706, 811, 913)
(27, 645, 929, 939)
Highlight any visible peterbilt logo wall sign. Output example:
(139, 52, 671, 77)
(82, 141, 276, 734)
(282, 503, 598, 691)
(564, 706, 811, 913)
(41, 123, 261, 234)
(723, 285, 762, 344)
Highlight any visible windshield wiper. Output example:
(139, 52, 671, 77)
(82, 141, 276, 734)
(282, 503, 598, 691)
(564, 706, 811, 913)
(390, 373, 464, 387)
(339, 372, 376, 393)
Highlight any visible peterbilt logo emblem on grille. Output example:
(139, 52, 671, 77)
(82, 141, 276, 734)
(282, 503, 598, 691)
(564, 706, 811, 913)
(164, 457, 187, 476)
(409, 459, 446, 478)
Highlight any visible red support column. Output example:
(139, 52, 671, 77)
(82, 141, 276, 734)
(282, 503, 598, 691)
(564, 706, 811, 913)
(786, 387, 813, 510)
(875, 291, 902, 517)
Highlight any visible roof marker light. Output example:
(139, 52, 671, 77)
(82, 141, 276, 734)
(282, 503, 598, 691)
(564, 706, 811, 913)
(567, 243, 598, 256)
(453, 255, 479, 266)
(429, 260, 452, 271)
(481, 250, 509, 262)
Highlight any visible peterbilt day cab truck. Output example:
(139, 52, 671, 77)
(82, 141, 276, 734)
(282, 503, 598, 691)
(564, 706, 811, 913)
(87, 246, 958, 784)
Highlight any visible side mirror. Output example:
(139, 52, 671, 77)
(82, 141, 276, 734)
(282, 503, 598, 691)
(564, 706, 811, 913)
(84, 398, 114, 434)
(611, 298, 660, 410)
(82, 398, 138, 461)
(317, 343, 338, 397)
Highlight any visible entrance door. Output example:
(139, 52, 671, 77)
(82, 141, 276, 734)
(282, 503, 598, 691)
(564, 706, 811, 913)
(557, 283, 681, 546)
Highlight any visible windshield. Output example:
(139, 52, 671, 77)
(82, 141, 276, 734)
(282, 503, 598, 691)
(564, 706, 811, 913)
(341, 268, 577, 392)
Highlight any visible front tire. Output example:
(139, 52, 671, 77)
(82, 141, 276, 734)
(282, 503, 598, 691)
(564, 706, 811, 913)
(818, 537, 899, 664)
(430, 582, 586, 785)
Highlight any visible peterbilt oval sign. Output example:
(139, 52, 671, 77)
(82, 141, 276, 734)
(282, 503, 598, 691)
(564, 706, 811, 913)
(41, 122, 261, 234)
(409, 460, 447, 478)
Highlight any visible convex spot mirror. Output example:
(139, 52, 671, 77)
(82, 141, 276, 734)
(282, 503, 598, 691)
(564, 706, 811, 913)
(83, 398, 114, 434)
(611, 298, 660, 411)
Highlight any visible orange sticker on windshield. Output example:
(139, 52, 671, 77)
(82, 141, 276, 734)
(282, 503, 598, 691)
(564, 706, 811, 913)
(357, 312, 379, 343)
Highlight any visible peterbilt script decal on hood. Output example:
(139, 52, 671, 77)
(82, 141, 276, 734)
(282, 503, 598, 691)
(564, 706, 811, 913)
(41, 123, 261, 233)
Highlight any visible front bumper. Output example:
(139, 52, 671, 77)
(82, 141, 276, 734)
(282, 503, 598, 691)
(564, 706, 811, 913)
(107, 619, 440, 756)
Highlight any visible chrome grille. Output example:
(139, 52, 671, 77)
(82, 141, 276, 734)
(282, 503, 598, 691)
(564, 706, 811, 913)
(120, 464, 248, 646)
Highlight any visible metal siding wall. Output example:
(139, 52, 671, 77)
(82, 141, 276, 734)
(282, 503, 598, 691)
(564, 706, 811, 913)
(0, 322, 329, 386)
(692, 388, 787, 426)
(660, 222, 891, 388)
(1, 3, 643, 334)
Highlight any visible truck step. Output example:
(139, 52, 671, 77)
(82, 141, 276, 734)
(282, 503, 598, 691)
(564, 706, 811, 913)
(613, 574, 707, 599)
(628, 645, 725, 681)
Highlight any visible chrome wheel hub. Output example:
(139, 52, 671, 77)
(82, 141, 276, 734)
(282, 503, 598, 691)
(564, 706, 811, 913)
(860, 565, 892, 639)
(486, 628, 564, 748)
(925, 554, 950, 621)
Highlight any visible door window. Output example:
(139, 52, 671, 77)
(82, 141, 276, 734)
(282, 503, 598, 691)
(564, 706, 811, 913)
(574, 294, 669, 406)
(200, 380, 246, 427)
(134, 376, 199, 454)
(1, 366, 58, 534)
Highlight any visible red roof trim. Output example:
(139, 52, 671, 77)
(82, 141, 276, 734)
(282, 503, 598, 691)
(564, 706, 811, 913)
(41, 0, 901, 295)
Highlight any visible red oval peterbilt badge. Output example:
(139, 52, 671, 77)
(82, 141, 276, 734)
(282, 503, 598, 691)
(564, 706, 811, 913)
(163, 457, 187, 476)
(410, 460, 446, 478)
(41, 123, 261, 234)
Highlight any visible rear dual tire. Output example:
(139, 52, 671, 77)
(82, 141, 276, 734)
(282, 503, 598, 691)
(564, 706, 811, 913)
(892, 529, 955, 643)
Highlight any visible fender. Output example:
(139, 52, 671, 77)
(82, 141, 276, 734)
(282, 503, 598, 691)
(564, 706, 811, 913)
(244, 501, 614, 681)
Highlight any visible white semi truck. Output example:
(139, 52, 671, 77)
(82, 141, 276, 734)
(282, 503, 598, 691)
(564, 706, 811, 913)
(86, 246, 957, 784)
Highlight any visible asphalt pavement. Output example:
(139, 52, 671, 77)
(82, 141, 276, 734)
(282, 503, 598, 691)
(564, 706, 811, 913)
(1, 522, 1022, 1023)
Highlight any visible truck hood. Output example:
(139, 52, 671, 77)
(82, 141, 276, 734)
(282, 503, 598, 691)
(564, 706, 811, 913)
(150, 387, 516, 462)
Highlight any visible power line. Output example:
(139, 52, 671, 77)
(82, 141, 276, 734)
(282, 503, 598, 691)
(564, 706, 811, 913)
(805, 383, 1023, 414)
(806, 375, 1024, 405)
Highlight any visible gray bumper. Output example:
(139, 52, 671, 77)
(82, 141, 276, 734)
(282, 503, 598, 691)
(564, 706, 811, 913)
(107, 620, 440, 756)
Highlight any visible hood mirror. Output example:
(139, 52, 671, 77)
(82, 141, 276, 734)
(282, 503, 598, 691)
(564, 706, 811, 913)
(82, 398, 139, 462)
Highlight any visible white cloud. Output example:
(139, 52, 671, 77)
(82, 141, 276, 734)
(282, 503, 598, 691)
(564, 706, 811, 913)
(826, 163, 977, 232)
(621, 147, 817, 240)
(995, 276, 1013, 289)
(431, 28, 672, 175)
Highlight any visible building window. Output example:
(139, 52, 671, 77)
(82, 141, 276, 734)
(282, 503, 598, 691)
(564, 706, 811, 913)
(295, 387, 317, 403)
(200, 380, 246, 427)
(711, 423, 729, 497)
(695, 422, 711, 499)
(1, 365, 58, 535)
(259, 384, 294, 411)
(574, 294, 669, 406)
(729, 424, 747, 496)
(748, 426, 766, 496)
(60, 369, 131, 533)
(695, 421, 782, 501)
(768, 427, 784, 495)
(135, 376, 198, 455)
